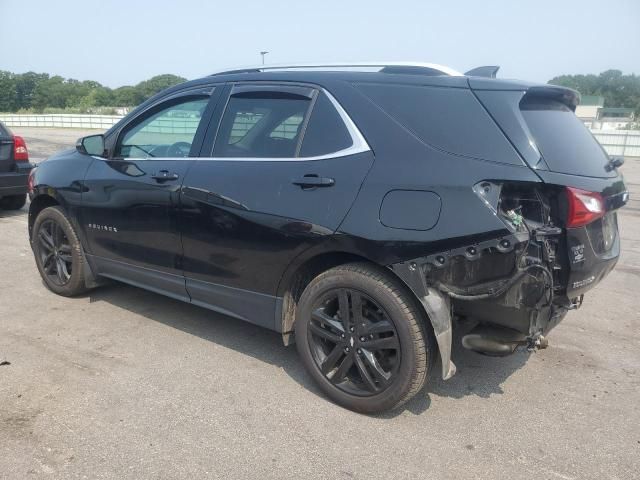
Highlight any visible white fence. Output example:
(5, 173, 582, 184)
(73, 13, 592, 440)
(591, 130, 640, 157)
(0, 114, 639, 157)
(0, 113, 123, 129)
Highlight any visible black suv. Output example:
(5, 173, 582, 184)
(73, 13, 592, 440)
(0, 121, 33, 210)
(28, 63, 628, 413)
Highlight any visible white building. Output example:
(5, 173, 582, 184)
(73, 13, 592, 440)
(575, 95, 635, 130)
(575, 95, 604, 128)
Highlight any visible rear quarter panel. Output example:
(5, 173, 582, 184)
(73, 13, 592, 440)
(328, 81, 542, 265)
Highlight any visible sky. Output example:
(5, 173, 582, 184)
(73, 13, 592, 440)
(1, 0, 638, 87)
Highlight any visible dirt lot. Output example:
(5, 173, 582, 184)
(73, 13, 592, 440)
(1, 128, 639, 479)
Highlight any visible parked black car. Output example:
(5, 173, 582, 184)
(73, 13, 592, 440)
(28, 63, 628, 413)
(0, 121, 33, 210)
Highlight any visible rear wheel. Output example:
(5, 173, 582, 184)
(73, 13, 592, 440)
(295, 263, 433, 413)
(0, 194, 27, 210)
(32, 206, 88, 296)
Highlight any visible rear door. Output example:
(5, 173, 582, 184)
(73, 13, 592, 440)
(79, 88, 219, 300)
(0, 123, 14, 173)
(179, 83, 374, 328)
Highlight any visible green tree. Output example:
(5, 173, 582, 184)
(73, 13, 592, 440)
(79, 87, 114, 110)
(113, 85, 144, 107)
(134, 74, 187, 100)
(548, 70, 640, 116)
(14, 72, 49, 110)
(32, 76, 69, 110)
(0, 71, 17, 111)
(0, 71, 187, 112)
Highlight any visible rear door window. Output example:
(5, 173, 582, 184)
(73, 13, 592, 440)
(213, 88, 312, 158)
(520, 97, 614, 178)
(212, 86, 357, 159)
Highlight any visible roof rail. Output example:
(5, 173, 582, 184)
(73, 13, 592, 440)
(211, 62, 463, 77)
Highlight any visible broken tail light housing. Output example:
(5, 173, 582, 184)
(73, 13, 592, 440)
(566, 187, 604, 228)
(28, 168, 35, 194)
(13, 135, 29, 162)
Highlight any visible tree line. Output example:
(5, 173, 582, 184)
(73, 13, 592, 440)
(548, 69, 640, 116)
(1, 68, 638, 116)
(0, 71, 186, 113)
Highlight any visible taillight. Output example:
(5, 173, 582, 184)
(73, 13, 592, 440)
(28, 168, 35, 194)
(13, 135, 29, 161)
(566, 187, 605, 228)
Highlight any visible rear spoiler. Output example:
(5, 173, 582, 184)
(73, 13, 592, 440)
(465, 66, 500, 78)
(468, 76, 581, 112)
(522, 85, 581, 112)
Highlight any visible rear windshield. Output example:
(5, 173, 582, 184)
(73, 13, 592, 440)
(520, 97, 614, 178)
(0, 123, 10, 136)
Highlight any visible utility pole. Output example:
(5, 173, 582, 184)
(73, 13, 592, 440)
(260, 51, 269, 65)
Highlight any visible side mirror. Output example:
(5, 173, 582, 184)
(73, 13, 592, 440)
(76, 134, 105, 157)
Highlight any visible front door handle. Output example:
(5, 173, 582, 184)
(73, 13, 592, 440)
(292, 175, 335, 189)
(151, 170, 179, 182)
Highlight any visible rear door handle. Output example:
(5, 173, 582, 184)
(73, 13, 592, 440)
(151, 170, 179, 182)
(292, 175, 335, 188)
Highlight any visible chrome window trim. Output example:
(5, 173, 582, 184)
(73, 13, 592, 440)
(112, 87, 371, 162)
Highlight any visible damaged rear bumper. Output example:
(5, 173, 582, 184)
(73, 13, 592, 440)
(390, 222, 619, 379)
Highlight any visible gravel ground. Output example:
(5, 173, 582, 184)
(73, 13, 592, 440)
(15, 127, 103, 162)
(1, 128, 639, 479)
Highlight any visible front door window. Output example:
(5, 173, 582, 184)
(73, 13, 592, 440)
(115, 97, 210, 159)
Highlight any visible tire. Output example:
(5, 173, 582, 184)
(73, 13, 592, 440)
(295, 262, 433, 413)
(0, 194, 27, 210)
(31, 206, 88, 296)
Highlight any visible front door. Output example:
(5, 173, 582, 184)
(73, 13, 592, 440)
(79, 91, 216, 300)
(179, 84, 374, 326)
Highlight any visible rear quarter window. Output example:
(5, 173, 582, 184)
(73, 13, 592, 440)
(354, 83, 521, 165)
(299, 93, 352, 157)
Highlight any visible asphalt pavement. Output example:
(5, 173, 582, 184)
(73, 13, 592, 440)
(1, 128, 638, 479)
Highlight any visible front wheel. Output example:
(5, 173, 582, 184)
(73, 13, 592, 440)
(295, 263, 433, 413)
(31, 206, 88, 296)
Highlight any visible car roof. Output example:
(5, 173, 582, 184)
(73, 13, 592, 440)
(123, 64, 551, 131)
(167, 62, 544, 95)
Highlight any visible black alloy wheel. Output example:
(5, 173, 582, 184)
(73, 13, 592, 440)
(308, 288, 400, 396)
(32, 206, 88, 296)
(37, 218, 73, 286)
(295, 263, 432, 413)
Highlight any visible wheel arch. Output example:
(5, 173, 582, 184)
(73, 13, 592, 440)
(29, 194, 101, 290)
(28, 194, 60, 239)
(276, 249, 437, 355)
